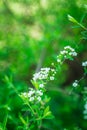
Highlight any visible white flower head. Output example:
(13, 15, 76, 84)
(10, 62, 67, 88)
(28, 90, 35, 97)
(29, 97, 35, 102)
(39, 84, 44, 88)
(82, 61, 87, 67)
(57, 59, 61, 63)
(37, 96, 41, 102)
(36, 90, 43, 96)
(50, 76, 54, 80)
(71, 52, 77, 56)
(32, 67, 51, 81)
(57, 46, 77, 63)
(22, 92, 28, 97)
(72, 80, 78, 87)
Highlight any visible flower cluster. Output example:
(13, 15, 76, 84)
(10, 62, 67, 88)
(72, 80, 78, 87)
(21, 45, 78, 105)
(21, 88, 43, 103)
(82, 61, 87, 67)
(57, 46, 77, 64)
(32, 67, 56, 81)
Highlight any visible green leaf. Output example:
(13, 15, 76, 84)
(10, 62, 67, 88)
(43, 106, 54, 119)
(31, 80, 39, 89)
(68, 14, 87, 30)
(68, 15, 78, 24)
(44, 106, 50, 116)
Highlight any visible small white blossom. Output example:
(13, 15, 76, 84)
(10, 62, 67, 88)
(28, 90, 35, 97)
(57, 46, 77, 63)
(57, 59, 61, 63)
(64, 55, 67, 58)
(41, 67, 50, 71)
(51, 69, 55, 72)
(64, 46, 75, 52)
(29, 97, 35, 102)
(64, 46, 72, 50)
(71, 52, 77, 56)
(69, 52, 72, 56)
(36, 90, 43, 96)
(32, 67, 56, 82)
(82, 61, 87, 67)
(50, 76, 54, 80)
(39, 84, 44, 88)
(37, 96, 41, 101)
(60, 50, 67, 54)
(22, 92, 28, 97)
(72, 80, 78, 87)
(33, 67, 51, 81)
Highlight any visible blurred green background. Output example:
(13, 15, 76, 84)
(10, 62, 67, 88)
(0, 0, 87, 130)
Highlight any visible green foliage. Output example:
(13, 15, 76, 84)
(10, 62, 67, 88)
(0, 0, 87, 130)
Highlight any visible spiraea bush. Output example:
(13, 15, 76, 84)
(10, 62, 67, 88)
(0, 1, 87, 130)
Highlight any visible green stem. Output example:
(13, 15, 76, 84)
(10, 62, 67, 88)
(27, 103, 36, 115)
(3, 110, 8, 130)
(78, 23, 87, 30)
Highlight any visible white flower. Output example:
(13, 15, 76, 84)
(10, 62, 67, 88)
(33, 67, 51, 81)
(39, 84, 44, 88)
(60, 50, 67, 54)
(71, 52, 77, 56)
(57, 59, 61, 63)
(36, 90, 43, 96)
(37, 96, 41, 101)
(69, 51, 77, 56)
(33, 72, 40, 81)
(22, 92, 28, 97)
(82, 61, 87, 67)
(71, 48, 75, 52)
(72, 80, 78, 87)
(57, 46, 77, 63)
(28, 90, 35, 97)
(64, 46, 75, 51)
(32, 67, 56, 82)
(69, 52, 72, 56)
(51, 69, 55, 72)
(29, 97, 35, 102)
(64, 46, 72, 50)
(64, 55, 67, 58)
(73, 82, 78, 87)
(50, 76, 54, 80)
(41, 67, 50, 71)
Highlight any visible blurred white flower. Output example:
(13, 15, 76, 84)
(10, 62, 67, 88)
(37, 96, 41, 101)
(50, 76, 54, 80)
(57, 46, 77, 63)
(39, 84, 44, 88)
(29, 97, 35, 102)
(36, 90, 43, 96)
(82, 61, 87, 67)
(72, 80, 78, 87)
(57, 59, 61, 63)
(28, 90, 35, 97)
